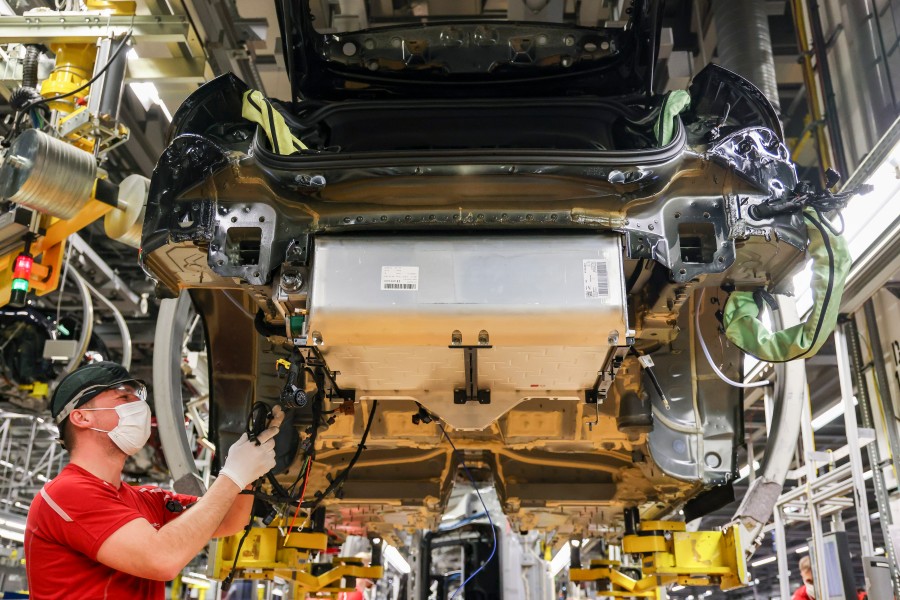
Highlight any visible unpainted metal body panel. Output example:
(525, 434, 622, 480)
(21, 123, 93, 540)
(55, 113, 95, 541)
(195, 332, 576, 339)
(143, 60, 804, 545)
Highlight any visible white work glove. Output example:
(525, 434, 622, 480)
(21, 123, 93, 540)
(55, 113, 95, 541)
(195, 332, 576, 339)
(218, 406, 285, 489)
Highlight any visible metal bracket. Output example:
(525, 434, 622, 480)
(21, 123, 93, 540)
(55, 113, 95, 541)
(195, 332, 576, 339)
(450, 345, 492, 404)
(284, 235, 311, 267)
(585, 341, 632, 404)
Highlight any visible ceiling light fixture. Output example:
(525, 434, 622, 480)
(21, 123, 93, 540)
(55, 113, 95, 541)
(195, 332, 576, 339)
(750, 555, 777, 567)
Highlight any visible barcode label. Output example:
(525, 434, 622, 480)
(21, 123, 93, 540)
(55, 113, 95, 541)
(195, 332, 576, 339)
(381, 266, 419, 291)
(583, 259, 609, 299)
(383, 283, 416, 290)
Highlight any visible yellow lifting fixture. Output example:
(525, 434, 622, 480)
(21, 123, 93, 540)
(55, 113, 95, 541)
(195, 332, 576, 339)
(36, 0, 135, 152)
(209, 520, 383, 599)
(39, 0, 135, 109)
(569, 519, 748, 597)
(624, 520, 746, 590)
(0, 199, 114, 307)
(570, 560, 664, 599)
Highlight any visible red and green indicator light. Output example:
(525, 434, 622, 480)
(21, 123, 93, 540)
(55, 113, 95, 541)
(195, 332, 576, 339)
(10, 251, 34, 307)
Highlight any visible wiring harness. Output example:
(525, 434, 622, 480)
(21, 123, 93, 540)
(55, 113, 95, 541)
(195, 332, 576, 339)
(747, 168, 873, 235)
(223, 398, 379, 586)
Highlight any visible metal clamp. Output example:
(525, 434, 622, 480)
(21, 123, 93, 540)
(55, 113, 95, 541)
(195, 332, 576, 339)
(450, 345, 492, 405)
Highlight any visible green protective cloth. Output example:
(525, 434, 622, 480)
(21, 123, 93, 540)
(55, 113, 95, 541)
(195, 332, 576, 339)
(654, 89, 691, 146)
(722, 209, 851, 363)
(241, 89, 308, 155)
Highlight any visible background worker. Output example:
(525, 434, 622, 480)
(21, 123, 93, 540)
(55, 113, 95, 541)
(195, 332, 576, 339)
(793, 555, 816, 599)
(24, 361, 283, 600)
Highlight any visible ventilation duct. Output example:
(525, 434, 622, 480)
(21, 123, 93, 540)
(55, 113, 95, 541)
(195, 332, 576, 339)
(712, 0, 781, 114)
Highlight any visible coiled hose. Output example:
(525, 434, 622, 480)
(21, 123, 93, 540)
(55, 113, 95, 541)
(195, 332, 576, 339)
(9, 45, 44, 124)
(22, 45, 40, 89)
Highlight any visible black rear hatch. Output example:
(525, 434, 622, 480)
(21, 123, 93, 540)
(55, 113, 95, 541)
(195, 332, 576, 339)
(275, 0, 664, 101)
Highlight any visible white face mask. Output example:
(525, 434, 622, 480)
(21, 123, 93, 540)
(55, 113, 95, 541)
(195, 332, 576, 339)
(82, 401, 152, 455)
(805, 582, 816, 598)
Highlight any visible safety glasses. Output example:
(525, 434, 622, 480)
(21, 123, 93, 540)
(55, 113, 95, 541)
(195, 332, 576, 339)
(54, 381, 147, 424)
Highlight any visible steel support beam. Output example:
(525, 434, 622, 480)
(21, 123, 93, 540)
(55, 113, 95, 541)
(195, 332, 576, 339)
(125, 57, 209, 84)
(0, 14, 192, 44)
(844, 315, 900, 596)
(840, 215, 900, 314)
(853, 308, 900, 597)
(171, 0, 265, 89)
(833, 324, 876, 564)
(863, 299, 900, 485)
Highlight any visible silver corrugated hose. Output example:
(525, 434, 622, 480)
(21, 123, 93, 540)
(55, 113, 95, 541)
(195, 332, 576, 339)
(712, 0, 781, 114)
(728, 296, 805, 559)
(0, 129, 96, 219)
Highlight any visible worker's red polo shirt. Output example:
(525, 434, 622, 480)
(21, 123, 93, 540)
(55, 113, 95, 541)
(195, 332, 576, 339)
(792, 586, 812, 600)
(25, 463, 197, 600)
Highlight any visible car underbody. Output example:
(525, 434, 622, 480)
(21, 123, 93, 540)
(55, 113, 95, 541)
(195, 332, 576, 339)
(140, 51, 810, 548)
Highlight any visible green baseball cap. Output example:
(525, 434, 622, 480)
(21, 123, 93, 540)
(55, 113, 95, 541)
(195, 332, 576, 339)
(51, 362, 145, 426)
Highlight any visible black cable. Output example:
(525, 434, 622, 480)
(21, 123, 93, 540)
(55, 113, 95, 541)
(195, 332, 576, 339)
(246, 401, 270, 443)
(240, 488, 299, 506)
(815, 207, 845, 236)
(222, 519, 253, 587)
(9, 86, 42, 112)
(247, 402, 306, 501)
(304, 400, 378, 509)
(790, 212, 835, 361)
(21, 45, 41, 90)
(748, 181, 872, 222)
(266, 471, 293, 499)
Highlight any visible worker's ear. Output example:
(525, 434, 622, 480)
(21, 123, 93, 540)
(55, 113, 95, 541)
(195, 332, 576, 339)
(68, 406, 95, 430)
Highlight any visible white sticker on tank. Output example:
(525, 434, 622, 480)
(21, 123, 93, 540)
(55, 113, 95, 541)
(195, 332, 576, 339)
(583, 259, 609, 299)
(381, 266, 419, 291)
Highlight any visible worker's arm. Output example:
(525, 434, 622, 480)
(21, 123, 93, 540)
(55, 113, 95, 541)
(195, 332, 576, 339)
(97, 475, 245, 580)
(211, 488, 254, 538)
(96, 408, 283, 580)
